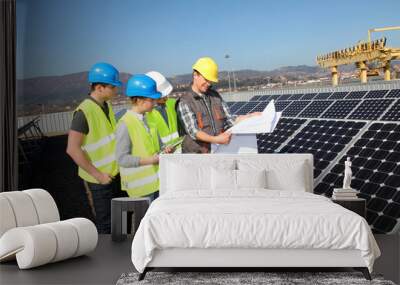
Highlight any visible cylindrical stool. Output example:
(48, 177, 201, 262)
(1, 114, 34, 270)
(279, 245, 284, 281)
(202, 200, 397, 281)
(111, 197, 151, 242)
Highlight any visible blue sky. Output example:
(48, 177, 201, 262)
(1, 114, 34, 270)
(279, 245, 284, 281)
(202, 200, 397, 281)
(17, 0, 400, 79)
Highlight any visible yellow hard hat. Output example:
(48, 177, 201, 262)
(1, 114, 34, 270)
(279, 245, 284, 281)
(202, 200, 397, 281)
(192, 57, 218, 83)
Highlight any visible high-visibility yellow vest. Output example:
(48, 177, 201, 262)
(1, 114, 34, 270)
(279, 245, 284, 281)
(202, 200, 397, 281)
(119, 111, 160, 197)
(75, 99, 118, 183)
(146, 99, 181, 151)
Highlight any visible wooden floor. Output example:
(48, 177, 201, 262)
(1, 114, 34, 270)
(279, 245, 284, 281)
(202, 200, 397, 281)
(1, 234, 398, 285)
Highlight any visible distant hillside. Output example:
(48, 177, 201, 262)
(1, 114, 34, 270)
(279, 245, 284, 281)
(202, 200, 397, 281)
(17, 62, 400, 115)
(167, 66, 328, 85)
(17, 72, 132, 107)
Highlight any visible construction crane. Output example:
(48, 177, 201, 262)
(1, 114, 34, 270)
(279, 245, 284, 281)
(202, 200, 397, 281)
(316, 26, 400, 86)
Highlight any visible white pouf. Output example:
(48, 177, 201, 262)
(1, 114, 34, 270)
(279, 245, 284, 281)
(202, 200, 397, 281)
(0, 189, 98, 269)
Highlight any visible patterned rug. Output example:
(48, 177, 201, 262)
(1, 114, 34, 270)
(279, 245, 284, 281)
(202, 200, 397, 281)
(116, 271, 395, 285)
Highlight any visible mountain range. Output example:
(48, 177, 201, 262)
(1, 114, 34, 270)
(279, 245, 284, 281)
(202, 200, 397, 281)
(17, 63, 399, 113)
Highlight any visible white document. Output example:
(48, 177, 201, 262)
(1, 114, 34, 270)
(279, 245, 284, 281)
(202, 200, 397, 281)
(211, 100, 281, 153)
(228, 100, 282, 134)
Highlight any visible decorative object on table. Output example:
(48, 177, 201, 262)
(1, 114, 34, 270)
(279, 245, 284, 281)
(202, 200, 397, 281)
(332, 188, 359, 200)
(343, 157, 353, 189)
(0, 189, 98, 269)
(332, 157, 359, 200)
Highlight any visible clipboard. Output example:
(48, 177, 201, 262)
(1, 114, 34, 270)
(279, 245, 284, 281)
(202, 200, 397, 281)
(160, 137, 184, 154)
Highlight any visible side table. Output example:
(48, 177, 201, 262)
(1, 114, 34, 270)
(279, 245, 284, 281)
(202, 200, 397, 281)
(332, 198, 366, 218)
(111, 197, 151, 242)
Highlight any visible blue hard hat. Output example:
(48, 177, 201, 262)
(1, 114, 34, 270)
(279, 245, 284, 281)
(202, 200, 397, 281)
(125, 74, 161, 99)
(88, 62, 122, 87)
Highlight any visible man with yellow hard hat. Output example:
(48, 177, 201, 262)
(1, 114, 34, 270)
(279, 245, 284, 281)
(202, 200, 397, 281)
(177, 57, 260, 153)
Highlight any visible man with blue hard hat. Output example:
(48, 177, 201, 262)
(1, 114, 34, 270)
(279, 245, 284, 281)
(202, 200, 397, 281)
(67, 62, 122, 234)
(116, 74, 173, 202)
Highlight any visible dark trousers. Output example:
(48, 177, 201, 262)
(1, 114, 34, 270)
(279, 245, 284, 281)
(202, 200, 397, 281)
(83, 175, 126, 234)
(144, 191, 159, 203)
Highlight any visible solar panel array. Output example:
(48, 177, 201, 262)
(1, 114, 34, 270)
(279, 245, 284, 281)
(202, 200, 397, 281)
(348, 99, 394, 120)
(283, 101, 311, 117)
(280, 120, 365, 178)
(321, 100, 361, 119)
(229, 88, 400, 234)
(386, 89, 400, 98)
(315, 123, 400, 234)
(382, 100, 400, 121)
(299, 100, 334, 118)
(257, 118, 306, 153)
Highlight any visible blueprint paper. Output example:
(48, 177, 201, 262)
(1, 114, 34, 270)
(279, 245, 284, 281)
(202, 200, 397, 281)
(227, 100, 282, 134)
(211, 100, 281, 154)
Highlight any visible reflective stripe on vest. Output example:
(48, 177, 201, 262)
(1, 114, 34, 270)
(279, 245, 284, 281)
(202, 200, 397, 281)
(146, 98, 181, 146)
(122, 172, 158, 190)
(92, 153, 116, 168)
(82, 134, 115, 152)
(76, 99, 118, 183)
(160, 131, 179, 144)
(119, 111, 159, 197)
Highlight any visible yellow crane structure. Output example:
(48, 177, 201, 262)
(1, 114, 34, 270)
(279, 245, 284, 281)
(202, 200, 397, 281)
(316, 26, 400, 86)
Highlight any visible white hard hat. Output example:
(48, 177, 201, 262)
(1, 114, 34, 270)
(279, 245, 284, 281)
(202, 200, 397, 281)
(145, 71, 173, 97)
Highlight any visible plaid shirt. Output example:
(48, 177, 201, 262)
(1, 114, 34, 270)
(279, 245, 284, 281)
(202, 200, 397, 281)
(177, 94, 235, 140)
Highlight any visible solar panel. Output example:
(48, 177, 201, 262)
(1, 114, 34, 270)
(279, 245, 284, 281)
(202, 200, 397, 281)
(365, 90, 388, 99)
(226, 102, 236, 108)
(287, 93, 303, 101)
(315, 92, 332, 100)
(321, 100, 361, 119)
(229, 101, 246, 114)
(386, 89, 400, 98)
(282, 101, 311, 117)
(258, 95, 270, 101)
(329, 92, 349, 100)
(269, 95, 281, 101)
(381, 100, 400, 121)
(275, 101, 292, 112)
(257, 118, 306, 153)
(251, 101, 269, 112)
(348, 99, 394, 120)
(280, 120, 366, 178)
(250, 95, 262, 101)
(314, 122, 400, 234)
(298, 100, 334, 118)
(277, 94, 292, 101)
(235, 101, 261, 115)
(345, 91, 367, 99)
(301, 93, 318, 100)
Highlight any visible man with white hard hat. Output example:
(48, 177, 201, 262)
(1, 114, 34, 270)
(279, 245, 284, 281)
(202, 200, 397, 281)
(145, 71, 182, 153)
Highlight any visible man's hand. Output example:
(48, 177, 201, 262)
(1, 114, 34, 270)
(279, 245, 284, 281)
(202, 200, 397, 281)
(214, 131, 232, 145)
(67, 130, 113, 184)
(234, 112, 263, 124)
(163, 146, 175, 154)
(139, 154, 160, 166)
(94, 172, 113, 184)
(152, 154, 160, 164)
(250, 112, 263, 117)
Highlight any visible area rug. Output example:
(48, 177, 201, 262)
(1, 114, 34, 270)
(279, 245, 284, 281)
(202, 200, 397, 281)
(116, 271, 395, 285)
